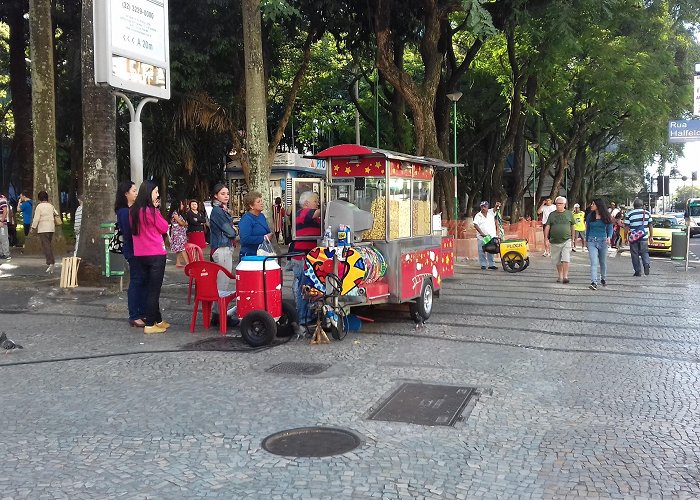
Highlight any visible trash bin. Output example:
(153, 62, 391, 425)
(671, 231, 687, 261)
(101, 222, 125, 277)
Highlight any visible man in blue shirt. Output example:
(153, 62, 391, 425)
(18, 191, 33, 237)
(624, 198, 654, 277)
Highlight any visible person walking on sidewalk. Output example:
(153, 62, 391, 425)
(473, 200, 498, 270)
(585, 198, 614, 290)
(130, 181, 170, 334)
(624, 198, 653, 277)
(538, 198, 556, 256)
(30, 191, 58, 273)
(543, 196, 575, 283)
(572, 203, 586, 252)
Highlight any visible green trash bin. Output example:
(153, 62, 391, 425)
(101, 222, 125, 277)
(671, 231, 687, 261)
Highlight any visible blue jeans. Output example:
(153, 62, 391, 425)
(477, 238, 495, 268)
(126, 256, 147, 321)
(291, 259, 312, 325)
(629, 240, 650, 275)
(135, 255, 166, 326)
(587, 238, 608, 283)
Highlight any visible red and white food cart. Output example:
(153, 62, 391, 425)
(295, 144, 459, 325)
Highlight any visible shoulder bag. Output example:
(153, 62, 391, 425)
(628, 210, 646, 243)
(109, 223, 124, 254)
(53, 209, 63, 226)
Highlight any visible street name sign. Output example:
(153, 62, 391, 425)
(94, 0, 170, 99)
(668, 120, 700, 143)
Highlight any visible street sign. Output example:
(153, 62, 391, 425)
(668, 120, 700, 143)
(94, 0, 171, 99)
(696, 75, 700, 116)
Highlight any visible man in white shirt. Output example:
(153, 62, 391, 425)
(473, 200, 499, 270)
(538, 198, 556, 257)
(610, 202, 620, 218)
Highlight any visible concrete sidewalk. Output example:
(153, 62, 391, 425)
(1, 248, 700, 498)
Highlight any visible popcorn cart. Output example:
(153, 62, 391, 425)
(297, 144, 460, 329)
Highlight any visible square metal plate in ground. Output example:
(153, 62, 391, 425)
(368, 383, 476, 426)
(266, 362, 331, 376)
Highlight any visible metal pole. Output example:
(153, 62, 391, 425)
(115, 92, 158, 189)
(453, 100, 458, 238)
(355, 78, 361, 145)
(375, 68, 379, 148)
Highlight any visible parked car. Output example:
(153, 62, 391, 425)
(648, 215, 685, 254)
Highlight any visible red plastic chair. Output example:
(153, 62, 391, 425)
(184, 243, 204, 304)
(184, 261, 236, 335)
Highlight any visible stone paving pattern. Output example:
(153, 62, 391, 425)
(1, 250, 700, 499)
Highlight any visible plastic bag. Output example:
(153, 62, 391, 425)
(257, 238, 277, 257)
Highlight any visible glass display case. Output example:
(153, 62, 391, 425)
(412, 179, 431, 236)
(389, 177, 411, 239)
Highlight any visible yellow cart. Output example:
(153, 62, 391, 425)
(499, 239, 529, 273)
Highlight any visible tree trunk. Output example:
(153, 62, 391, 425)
(8, 4, 33, 192)
(569, 142, 586, 207)
(78, 0, 118, 277)
(28, 0, 65, 255)
(510, 75, 537, 222)
(242, 0, 271, 220)
(549, 153, 569, 199)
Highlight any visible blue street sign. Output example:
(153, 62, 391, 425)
(668, 120, 700, 143)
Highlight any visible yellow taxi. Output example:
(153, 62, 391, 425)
(648, 215, 685, 254)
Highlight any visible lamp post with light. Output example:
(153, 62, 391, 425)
(447, 91, 463, 237)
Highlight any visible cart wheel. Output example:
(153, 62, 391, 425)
(275, 300, 298, 338)
(330, 307, 348, 341)
(240, 310, 277, 347)
(502, 251, 526, 273)
(409, 279, 433, 321)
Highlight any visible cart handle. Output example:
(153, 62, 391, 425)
(258, 251, 308, 312)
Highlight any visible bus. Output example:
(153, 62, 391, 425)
(686, 198, 700, 237)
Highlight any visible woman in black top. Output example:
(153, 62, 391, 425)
(184, 199, 207, 249)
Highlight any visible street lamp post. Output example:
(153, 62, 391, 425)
(447, 91, 463, 239)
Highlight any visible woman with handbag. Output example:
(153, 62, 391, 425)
(115, 180, 147, 327)
(208, 183, 239, 326)
(585, 198, 614, 290)
(29, 191, 59, 273)
(238, 191, 272, 260)
(130, 181, 170, 334)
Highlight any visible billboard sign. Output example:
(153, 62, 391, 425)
(668, 120, 700, 143)
(94, 0, 170, 99)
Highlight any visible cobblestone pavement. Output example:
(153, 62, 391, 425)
(1, 249, 700, 499)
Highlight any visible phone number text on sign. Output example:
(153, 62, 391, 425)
(121, 1, 155, 18)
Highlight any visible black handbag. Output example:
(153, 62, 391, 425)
(108, 223, 124, 254)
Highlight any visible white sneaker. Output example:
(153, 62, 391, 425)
(46, 264, 54, 274)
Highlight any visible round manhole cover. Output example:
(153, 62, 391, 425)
(262, 427, 362, 457)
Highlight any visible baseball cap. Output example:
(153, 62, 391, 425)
(573, 203, 580, 208)
(480, 201, 489, 207)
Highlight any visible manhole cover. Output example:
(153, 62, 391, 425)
(181, 336, 287, 352)
(368, 383, 476, 426)
(262, 427, 362, 457)
(266, 362, 330, 375)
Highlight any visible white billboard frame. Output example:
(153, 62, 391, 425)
(94, 0, 171, 99)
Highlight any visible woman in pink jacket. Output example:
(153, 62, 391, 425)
(130, 181, 170, 334)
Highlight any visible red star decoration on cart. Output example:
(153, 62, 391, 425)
(364, 166, 371, 173)
(344, 166, 351, 174)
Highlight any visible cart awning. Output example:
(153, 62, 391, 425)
(306, 144, 464, 169)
